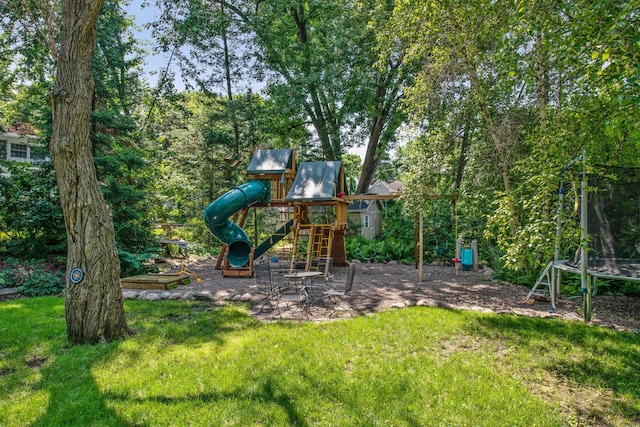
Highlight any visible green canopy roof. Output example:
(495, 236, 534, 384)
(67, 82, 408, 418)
(246, 149, 293, 174)
(285, 161, 342, 201)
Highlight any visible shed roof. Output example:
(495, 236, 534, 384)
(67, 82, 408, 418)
(347, 200, 378, 211)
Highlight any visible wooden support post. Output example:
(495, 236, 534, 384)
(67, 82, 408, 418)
(419, 213, 424, 282)
(471, 239, 478, 271)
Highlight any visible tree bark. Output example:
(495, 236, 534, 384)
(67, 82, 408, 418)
(453, 119, 471, 197)
(49, 0, 130, 344)
(357, 68, 403, 194)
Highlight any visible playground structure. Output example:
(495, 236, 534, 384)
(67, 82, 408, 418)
(204, 149, 349, 278)
(526, 156, 640, 321)
(204, 148, 470, 281)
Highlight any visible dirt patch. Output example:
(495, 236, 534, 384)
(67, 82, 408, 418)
(184, 258, 640, 331)
(25, 355, 48, 369)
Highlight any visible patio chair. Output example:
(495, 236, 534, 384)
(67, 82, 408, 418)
(254, 259, 286, 316)
(256, 259, 305, 316)
(323, 264, 356, 317)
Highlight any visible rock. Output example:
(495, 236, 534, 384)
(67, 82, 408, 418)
(0, 288, 19, 296)
(350, 259, 361, 263)
(483, 267, 494, 277)
(193, 292, 213, 301)
(138, 290, 148, 299)
(122, 291, 139, 300)
(145, 293, 160, 301)
(168, 293, 182, 300)
(436, 301, 457, 310)
(159, 292, 171, 300)
(231, 294, 242, 302)
(214, 291, 232, 301)
(388, 261, 398, 265)
(541, 312, 562, 319)
(468, 306, 494, 314)
(181, 291, 195, 300)
(390, 302, 405, 309)
(240, 293, 252, 302)
(416, 299, 437, 307)
(562, 312, 584, 322)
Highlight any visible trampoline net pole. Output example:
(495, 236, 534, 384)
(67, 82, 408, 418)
(580, 152, 592, 321)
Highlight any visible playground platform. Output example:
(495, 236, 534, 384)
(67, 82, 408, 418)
(120, 273, 191, 290)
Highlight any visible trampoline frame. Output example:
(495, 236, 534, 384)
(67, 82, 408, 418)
(534, 153, 640, 320)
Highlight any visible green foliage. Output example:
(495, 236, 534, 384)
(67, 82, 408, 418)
(392, 0, 640, 280)
(117, 250, 159, 278)
(346, 202, 416, 264)
(342, 153, 362, 194)
(345, 235, 414, 264)
(0, 258, 65, 296)
(0, 161, 66, 257)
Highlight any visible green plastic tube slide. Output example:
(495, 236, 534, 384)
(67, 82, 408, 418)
(204, 180, 269, 267)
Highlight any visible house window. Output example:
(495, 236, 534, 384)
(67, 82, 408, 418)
(10, 143, 28, 159)
(363, 214, 370, 228)
(29, 147, 48, 162)
(0, 140, 6, 160)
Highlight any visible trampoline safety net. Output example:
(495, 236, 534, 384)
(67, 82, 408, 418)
(569, 167, 640, 278)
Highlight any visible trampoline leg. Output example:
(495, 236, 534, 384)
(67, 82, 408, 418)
(550, 266, 557, 311)
(583, 291, 592, 322)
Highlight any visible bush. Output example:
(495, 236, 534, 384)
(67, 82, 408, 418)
(0, 258, 66, 296)
(118, 249, 160, 277)
(0, 162, 66, 257)
(345, 236, 414, 264)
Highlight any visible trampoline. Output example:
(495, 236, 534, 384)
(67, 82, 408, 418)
(559, 259, 640, 282)
(529, 159, 640, 319)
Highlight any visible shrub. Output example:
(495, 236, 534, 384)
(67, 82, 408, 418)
(345, 236, 414, 264)
(0, 162, 66, 257)
(118, 249, 160, 277)
(0, 258, 66, 296)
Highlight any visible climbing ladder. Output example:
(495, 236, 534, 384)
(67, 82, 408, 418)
(525, 261, 554, 304)
(308, 225, 334, 276)
(289, 224, 334, 276)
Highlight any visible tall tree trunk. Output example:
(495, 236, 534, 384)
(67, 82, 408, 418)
(49, 0, 130, 344)
(221, 3, 240, 157)
(535, 29, 549, 130)
(357, 72, 403, 193)
(357, 114, 385, 194)
(291, 6, 338, 160)
(453, 119, 471, 197)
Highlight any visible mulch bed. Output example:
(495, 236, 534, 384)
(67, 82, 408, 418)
(3, 259, 639, 332)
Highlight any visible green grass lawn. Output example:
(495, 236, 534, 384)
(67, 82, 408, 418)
(1, 297, 639, 426)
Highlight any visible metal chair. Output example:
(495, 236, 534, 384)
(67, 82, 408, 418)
(323, 264, 356, 317)
(256, 258, 305, 317)
(255, 259, 286, 316)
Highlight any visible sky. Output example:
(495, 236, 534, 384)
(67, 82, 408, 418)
(126, 0, 183, 90)
(126, 0, 369, 160)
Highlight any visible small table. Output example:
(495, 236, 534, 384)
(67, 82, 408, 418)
(283, 271, 324, 306)
(159, 239, 188, 258)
